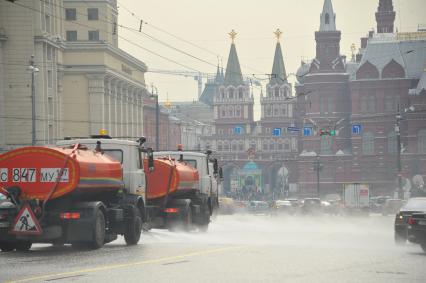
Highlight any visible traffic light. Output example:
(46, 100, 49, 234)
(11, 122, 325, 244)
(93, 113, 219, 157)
(319, 129, 336, 136)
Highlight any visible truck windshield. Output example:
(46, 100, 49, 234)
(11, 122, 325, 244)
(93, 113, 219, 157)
(103, 149, 123, 164)
(183, 159, 197, 169)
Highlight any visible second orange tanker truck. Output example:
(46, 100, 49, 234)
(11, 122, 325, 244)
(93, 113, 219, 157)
(0, 136, 220, 251)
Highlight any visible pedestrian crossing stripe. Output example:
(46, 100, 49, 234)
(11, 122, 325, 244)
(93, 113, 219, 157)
(11, 203, 42, 235)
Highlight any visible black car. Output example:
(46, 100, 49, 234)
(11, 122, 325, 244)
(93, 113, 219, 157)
(394, 197, 426, 244)
(407, 213, 426, 253)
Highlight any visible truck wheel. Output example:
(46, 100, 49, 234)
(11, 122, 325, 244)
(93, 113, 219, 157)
(15, 241, 32, 252)
(90, 209, 106, 249)
(421, 243, 426, 253)
(124, 210, 142, 245)
(0, 242, 15, 252)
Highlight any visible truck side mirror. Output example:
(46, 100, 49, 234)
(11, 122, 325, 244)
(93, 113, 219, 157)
(213, 159, 219, 175)
(147, 148, 154, 172)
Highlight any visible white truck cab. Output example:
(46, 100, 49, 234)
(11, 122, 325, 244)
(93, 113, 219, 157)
(57, 137, 146, 197)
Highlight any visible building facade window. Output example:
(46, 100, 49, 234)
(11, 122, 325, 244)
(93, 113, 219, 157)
(387, 131, 397, 154)
(217, 141, 222, 151)
(235, 106, 241, 117)
(320, 135, 332, 154)
(418, 129, 426, 153)
(266, 104, 272, 117)
(250, 140, 256, 150)
(284, 139, 291, 151)
(47, 70, 52, 88)
(281, 104, 287, 117)
(65, 8, 76, 21)
(47, 45, 52, 60)
(273, 105, 279, 116)
(238, 141, 244, 151)
(362, 132, 375, 155)
(238, 88, 243, 98)
(88, 30, 99, 41)
(223, 141, 229, 151)
(45, 15, 51, 33)
(231, 141, 237, 151)
(66, 30, 77, 41)
(88, 8, 99, 20)
(228, 88, 234, 99)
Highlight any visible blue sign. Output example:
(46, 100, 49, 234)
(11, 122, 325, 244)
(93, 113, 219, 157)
(352, 124, 362, 135)
(234, 126, 243, 135)
(273, 128, 282, 136)
(286, 127, 300, 133)
(303, 127, 313, 137)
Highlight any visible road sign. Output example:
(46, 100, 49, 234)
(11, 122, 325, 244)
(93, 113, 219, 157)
(272, 128, 282, 136)
(286, 127, 300, 133)
(11, 203, 42, 235)
(352, 124, 362, 135)
(303, 127, 313, 137)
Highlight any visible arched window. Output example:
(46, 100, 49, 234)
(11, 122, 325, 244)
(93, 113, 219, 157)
(362, 132, 375, 155)
(238, 88, 243, 98)
(217, 141, 223, 152)
(325, 13, 330, 25)
(235, 105, 241, 117)
(250, 140, 256, 151)
(281, 104, 287, 117)
(270, 140, 275, 151)
(238, 141, 244, 151)
(273, 105, 279, 116)
(388, 131, 397, 154)
(231, 140, 238, 151)
(320, 135, 332, 154)
(220, 88, 225, 99)
(223, 141, 230, 151)
(220, 106, 226, 118)
(228, 88, 234, 99)
(275, 87, 280, 97)
(228, 106, 234, 117)
(262, 140, 268, 151)
(418, 129, 426, 153)
(266, 104, 272, 117)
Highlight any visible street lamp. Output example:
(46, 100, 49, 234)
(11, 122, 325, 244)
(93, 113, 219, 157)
(150, 84, 159, 150)
(27, 55, 39, 146)
(395, 105, 415, 199)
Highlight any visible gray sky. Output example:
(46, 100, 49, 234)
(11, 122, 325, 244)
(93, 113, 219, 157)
(118, 0, 426, 116)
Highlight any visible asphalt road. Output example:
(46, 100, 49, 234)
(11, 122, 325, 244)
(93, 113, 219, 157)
(1, 213, 425, 283)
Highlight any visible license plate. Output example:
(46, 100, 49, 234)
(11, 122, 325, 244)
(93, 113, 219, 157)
(419, 220, 426, 225)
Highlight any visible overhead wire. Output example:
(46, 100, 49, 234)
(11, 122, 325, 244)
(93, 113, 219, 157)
(11, 0, 201, 72)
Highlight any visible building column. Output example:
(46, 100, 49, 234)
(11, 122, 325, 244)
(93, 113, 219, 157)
(104, 77, 111, 132)
(0, 36, 5, 149)
(56, 69, 64, 141)
(132, 88, 138, 137)
(87, 74, 105, 135)
(115, 81, 121, 137)
(111, 80, 117, 137)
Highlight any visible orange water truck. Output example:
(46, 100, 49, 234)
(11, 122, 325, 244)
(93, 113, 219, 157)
(0, 139, 150, 251)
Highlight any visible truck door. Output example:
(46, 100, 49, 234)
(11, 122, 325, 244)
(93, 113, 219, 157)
(126, 147, 146, 196)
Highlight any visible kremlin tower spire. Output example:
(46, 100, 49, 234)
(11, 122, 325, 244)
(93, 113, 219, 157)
(270, 29, 288, 85)
(376, 0, 396, 33)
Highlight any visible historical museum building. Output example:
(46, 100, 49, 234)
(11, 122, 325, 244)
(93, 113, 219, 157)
(202, 0, 426, 199)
